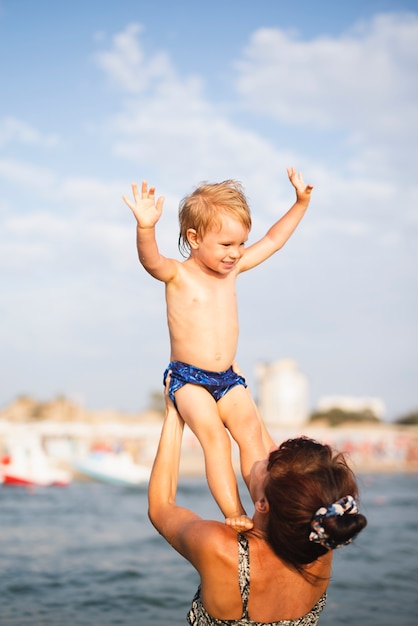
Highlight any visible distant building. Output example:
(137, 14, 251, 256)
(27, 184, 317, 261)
(255, 359, 310, 427)
(317, 396, 385, 420)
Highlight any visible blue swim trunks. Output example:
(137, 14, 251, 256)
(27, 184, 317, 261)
(163, 360, 247, 407)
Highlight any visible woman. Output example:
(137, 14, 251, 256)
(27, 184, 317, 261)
(148, 391, 367, 625)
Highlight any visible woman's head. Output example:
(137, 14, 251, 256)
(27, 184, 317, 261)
(178, 180, 252, 257)
(263, 437, 367, 573)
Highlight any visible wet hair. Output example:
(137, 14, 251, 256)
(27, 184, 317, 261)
(177, 180, 252, 257)
(264, 437, 367, 575)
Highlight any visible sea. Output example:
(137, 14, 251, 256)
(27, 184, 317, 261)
(1, 472, 417, 626)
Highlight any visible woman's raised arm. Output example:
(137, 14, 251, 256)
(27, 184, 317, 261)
(148, 388, 203, 553)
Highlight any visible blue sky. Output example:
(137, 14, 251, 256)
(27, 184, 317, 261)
(1, 0, 417, 420)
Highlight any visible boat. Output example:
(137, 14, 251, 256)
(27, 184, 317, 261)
(0, 438, 72, 487)
(72, 450, 150, 486)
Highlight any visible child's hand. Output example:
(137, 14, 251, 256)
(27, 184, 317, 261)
(287, 167, 313, 201)
(122, 180, 165, 228)
(225, 514, 254, 532)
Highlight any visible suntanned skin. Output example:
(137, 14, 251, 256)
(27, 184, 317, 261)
(123, 168, 313, 524)
(148, 392, 333, 623)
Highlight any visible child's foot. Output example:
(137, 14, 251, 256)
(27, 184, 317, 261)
(225, 514, 254, 532)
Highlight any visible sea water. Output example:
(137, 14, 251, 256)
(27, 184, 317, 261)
(1, 473, 417, 626)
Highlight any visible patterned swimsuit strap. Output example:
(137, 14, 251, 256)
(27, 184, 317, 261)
(237, 533, 250, 618)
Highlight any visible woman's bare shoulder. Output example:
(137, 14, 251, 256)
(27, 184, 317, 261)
(179, 519, 240, 567)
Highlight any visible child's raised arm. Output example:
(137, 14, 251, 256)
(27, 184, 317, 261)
(123, 180, 177, 282)
(238, 167, 313, 273)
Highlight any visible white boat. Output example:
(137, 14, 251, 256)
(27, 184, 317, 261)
(72, 450, 150, 486)
(0, 438, 72, 487)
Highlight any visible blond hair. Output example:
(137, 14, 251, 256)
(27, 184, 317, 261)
(178, 180, 252, 257)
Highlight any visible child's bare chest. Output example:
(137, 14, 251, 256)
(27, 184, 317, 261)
(166, 266, 240, 365)
(171, 268, 237, 310)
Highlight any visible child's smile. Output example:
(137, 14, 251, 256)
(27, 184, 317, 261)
(193, 214, 249, 275)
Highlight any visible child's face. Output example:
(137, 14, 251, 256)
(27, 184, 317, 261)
(191, 214, 249, 274)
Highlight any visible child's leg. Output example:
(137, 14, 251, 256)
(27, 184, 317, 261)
(251, 390, 275, 452)
(218, 385, 272, 489)
(174, 384, 247, 520)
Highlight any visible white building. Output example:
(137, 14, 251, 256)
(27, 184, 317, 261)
(255, 359, 310, 427)
(317, 396, 385, 420)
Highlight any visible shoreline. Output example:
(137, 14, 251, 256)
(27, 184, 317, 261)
(1, 417, 418, 479)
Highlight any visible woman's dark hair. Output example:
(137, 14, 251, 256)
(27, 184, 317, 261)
(264, 437, 367, 575)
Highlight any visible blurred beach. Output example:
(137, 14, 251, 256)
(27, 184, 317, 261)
(1, 414, 418, 486)
(1, 393, 418, 485)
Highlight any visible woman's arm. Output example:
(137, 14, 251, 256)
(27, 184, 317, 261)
(148, 380, 238, 574)
(148, 393, 203, 554)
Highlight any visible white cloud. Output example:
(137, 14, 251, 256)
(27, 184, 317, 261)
(6, 213, 71, 237)
(234, 13, 418, 180)
(235, 13, 418, 132)
(2, 15, 415, 291)
(1, 11, 417, 416)
(94, 25, 308, 220)
(0, 117, 59, 148)
(0, 212, 135, 276)
(93, 17, 417, 225)
(0, 240, 52, 269)
(59, 176, 125, 217)
(0, 158, 56, 190)
(95, 23, 175, 94)
(306, 218, 371, 238)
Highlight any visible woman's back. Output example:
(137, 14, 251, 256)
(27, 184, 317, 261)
(189, 525, 332, 624)
(147, 401, 367, 625)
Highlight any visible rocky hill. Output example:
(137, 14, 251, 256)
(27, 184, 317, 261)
(0, 395, 162, 425)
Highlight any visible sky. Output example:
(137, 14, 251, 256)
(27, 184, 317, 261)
(1, 0, 417, 420)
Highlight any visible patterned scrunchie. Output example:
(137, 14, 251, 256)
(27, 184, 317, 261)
(309, 495, 358, 550)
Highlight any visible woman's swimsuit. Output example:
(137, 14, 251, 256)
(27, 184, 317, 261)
(187, 533, 327, 626)
(164, 360, 247, 408)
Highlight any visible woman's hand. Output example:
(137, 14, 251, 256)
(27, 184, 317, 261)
(163, 370, 184, 427)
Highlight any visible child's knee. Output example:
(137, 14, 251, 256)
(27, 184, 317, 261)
(200, 425, 231, 452)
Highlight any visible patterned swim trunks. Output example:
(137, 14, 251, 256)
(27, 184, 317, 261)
(163, 360, 247, 406)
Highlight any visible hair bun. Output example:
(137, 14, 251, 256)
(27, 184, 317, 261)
(309, 495, 364, 550)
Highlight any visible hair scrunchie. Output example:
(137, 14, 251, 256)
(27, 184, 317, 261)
(309, 495, 358, 550)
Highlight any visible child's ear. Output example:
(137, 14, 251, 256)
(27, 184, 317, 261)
(187, 228, 199, 249)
